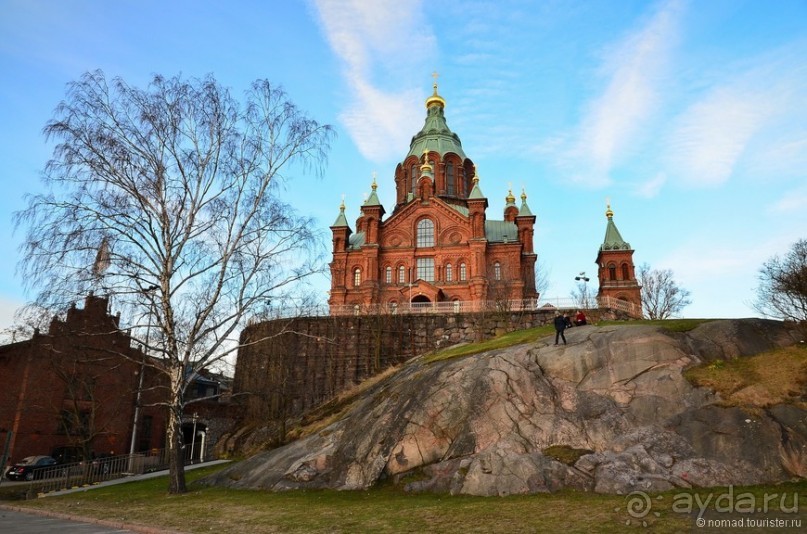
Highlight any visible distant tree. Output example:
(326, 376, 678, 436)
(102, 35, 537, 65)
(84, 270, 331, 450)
(535, 259, 550, 298)
(14, 70, 334, 494)
(754, 239, 807, 322)
(638, 264, 692, 319)
(570, 272, 593, 309)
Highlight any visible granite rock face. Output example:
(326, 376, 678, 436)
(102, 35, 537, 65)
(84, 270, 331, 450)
(204, 319, 806, 495)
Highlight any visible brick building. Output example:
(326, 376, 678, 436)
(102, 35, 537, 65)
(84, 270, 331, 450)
(0, 294, 234, 465)
(329, 82, 538, 313)
(596, 204, 642, 314)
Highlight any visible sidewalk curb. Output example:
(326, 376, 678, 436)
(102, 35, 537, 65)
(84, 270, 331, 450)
(0, 460, 231, 533)
(0, 503, 186, 533)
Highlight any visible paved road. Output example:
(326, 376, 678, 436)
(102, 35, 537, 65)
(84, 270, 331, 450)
(0, 507, 139, 533)
(0, 460, 228, 533)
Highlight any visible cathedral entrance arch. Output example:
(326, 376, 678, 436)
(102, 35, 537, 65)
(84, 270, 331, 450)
(411, 295, 431, 304)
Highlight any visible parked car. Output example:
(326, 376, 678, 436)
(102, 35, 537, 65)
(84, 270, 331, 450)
(5, 456, 60, 481)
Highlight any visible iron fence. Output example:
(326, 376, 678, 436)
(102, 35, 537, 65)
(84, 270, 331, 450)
(8, 447, 211, 495)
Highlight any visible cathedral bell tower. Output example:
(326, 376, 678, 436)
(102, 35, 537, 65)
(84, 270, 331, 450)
(595, 203, 642, 317)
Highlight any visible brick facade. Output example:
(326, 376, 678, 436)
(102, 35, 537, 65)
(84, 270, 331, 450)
(329, 83, 538, 313)
(0, 295, 165, 464)
(0, 295, 236, 466)
(595, 205, 642, 313)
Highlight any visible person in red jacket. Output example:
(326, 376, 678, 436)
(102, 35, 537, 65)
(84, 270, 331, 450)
(575, 310, 587, 326)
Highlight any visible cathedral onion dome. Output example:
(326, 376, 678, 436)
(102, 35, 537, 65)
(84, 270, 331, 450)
(505, 188, 516, 207)
(332, 198, 349, 227)
(406, 79, 467, 161)
(518, 188, 534, 216)
(419, 149, 435, 178)
(600, 203, 631, 251)
(363, 173, 382, 206)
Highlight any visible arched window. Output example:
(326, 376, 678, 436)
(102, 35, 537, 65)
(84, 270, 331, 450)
(608, 264, 617, 281)
(621, 263, 630, 280)
(445, 263, 453, 282)
(417, 219, 435, 247)
(398, 265, 406, 284)
(446, 162, 455, 195)
(494, 262, 502, 281)
(353, 268, 361, 287)
(411, 165, 418, 194)
(385, 266, 392, 284)
(459, 262, 467, 281)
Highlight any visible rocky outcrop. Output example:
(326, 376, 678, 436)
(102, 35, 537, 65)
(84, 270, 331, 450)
(204, 319, 806, 495)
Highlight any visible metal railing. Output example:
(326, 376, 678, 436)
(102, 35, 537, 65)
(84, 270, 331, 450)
(247, 296, 644, 321)
(8, 448, 211, 495)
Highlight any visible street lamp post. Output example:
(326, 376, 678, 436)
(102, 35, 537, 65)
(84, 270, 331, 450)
(128, 285, 158, 473)
(190, 412, 198, 464)
(574, 272, 591, 309)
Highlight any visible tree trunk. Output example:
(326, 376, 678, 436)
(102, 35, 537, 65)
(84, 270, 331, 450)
(166, 373, 186, 494)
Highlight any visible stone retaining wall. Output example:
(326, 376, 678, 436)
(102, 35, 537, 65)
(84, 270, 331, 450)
(232, 307, 628, 425)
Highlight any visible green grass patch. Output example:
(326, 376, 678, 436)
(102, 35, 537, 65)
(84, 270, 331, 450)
(423, 319, 716, 364)
(598, 318, 715, 332)
(684, 345, 807, 408)
(10, 465, 806, 533)
(543, 445, 595, 466)
(423, 325, 555, 363)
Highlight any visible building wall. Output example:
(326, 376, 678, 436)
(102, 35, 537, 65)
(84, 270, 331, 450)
(0, 295, 165, 464)
(0, 295, 235, 466)
(232, 307, 630, 426)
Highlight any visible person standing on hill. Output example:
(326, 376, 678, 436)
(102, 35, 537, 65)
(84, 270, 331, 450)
(553, 313, 567, 345)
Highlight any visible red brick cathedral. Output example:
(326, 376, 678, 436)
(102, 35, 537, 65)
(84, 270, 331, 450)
(329, 82, 538, 313)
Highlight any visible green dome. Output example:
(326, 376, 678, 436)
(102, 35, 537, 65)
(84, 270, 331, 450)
(406, 92, 466, 161)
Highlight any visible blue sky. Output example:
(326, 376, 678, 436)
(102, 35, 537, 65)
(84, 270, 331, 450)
(1, 0, 806, 333)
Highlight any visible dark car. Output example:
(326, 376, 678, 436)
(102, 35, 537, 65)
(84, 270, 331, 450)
(5, 455, 60, 481)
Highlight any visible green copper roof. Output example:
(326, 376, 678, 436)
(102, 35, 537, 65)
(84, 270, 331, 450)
(485, 220, 518, 243)
(450, 204, 469, 216)
(332, 201, 349, 227)
(601, 208, 631, 250)
(518, 190, 533, 216)
(363, 189, 381, 207)
(468, 178, 485, 199)
(363, 174, 382, 207)
(406, 103, 466, 160)
(348, 232, 365, 249)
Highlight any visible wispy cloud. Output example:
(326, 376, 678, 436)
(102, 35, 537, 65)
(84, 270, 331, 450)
(635, 172, 667, 198)
(664, 40, 807, 187)
(547, 0, 685, 187)
(664, 87, 776, 187)
(768, 184, 807, 214)
(311, 0, 435, 162)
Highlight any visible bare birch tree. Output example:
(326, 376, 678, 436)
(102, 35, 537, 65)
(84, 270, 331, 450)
(638, 264, 692, 319)
(754, 239, 807, 322)
(14, 70, 334, 493)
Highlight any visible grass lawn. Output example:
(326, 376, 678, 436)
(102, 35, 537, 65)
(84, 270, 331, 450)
(424, 318, 714, 363)
(4, 465, 804, 533)
(684, 343, 807, 408)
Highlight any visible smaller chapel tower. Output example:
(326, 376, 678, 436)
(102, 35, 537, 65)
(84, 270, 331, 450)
(595, 204, 642, 317)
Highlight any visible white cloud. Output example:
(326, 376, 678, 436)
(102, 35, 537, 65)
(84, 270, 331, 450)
(635, 172, 667, 198)
(541, 0, 684, 187)
(664, 39, 807, 188)
(312, 0, 435, 162)
(767, 184, 807, 214)
(665, 88, 775, 187)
